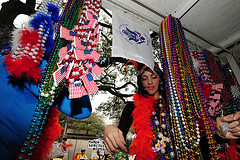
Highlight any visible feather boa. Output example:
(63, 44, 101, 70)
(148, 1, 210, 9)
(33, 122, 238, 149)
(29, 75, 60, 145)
(3, 29, 44, 82)
(218, 140, 240, 160)
(46, 3, 60, 24)
(130, 93, 158, 160)
(30, 107, 63, 160)
(30, 12, 55, 58)
(4, 55, 42, 82)
(3, 3, 60, 82)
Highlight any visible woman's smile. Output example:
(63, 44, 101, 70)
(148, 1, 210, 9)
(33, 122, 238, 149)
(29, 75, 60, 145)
(141, 70, 160, 98)
(146, 86, 155, 90)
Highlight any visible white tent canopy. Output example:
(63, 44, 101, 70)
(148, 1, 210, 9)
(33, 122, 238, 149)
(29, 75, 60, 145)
(102, 0, 240, 84)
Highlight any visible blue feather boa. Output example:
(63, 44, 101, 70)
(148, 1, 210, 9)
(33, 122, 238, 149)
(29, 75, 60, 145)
(29, 3, 60, 60)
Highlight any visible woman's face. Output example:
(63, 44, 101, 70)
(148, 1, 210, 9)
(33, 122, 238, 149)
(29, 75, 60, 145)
(141, 70, 160, 98)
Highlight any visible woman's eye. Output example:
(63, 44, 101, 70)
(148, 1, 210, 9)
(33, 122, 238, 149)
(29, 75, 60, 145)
(142, 78, 147, 81)
(152, 76, 157, 79)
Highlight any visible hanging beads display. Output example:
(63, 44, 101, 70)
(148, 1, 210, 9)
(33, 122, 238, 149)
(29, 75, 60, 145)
(191, 49, 240, 159)
(215, 58, 240, 114)
(202, 49, 233, 115)
(17, 0, 102, 159)
(16, 1, 63, 159)
(3, 0, 61, 82)
(53, 0, 102, 99)
(191, 50, 223, 118)
(191, 49, 240, 117)
(159, 15, 219, 159)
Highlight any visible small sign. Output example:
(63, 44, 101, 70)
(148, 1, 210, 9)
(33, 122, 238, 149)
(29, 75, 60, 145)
(88, 139, 106, 151)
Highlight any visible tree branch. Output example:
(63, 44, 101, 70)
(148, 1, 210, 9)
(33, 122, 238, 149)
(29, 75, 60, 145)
(99, 22, 111, 29)
(98, 85, 133, 102)
(100, 6, 112, 18)
(115, 81, 137, 90)
(96, 79, 136, 91)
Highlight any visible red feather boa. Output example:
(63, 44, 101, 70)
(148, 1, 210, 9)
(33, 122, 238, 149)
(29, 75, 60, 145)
(30, 107, 63, 160)
(4, 55, 42, 82)
(130, 93, 158, 160)
(3, 29, 44, 82)
(218, 140, 240, 160)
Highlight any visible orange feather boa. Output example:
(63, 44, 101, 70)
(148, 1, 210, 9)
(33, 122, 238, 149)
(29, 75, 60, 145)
(30, 107, 63, 160)
(129, 93, 158, 160)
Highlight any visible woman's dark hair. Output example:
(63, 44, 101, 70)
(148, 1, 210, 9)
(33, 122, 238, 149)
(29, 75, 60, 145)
(137, 66, 166, 98)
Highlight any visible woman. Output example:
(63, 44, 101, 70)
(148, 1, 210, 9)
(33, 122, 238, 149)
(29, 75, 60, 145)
(103, 62, 240, 159)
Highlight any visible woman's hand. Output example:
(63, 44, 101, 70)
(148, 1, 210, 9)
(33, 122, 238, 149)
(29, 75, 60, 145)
(103, 125, 127, 154)
(216, 112, 240, 139)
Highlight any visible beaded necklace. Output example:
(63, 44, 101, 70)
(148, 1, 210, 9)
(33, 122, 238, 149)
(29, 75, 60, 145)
(18, 0, 103, 158)
(55, 0, 102, 99)
(17, 0, 86, 159)
(177, 17, 218, 159)
(163, 18, 189, 158)
(191, 48, 240, 159)
(203, 50, 231, 113)
(191, 50, 212, 84)
(164, 16, 195, 158)
(159, 15, 219, 159)
(151, 95, 175, 159)
(216, 59, 240, 113)
(3, 0, 62, 82)
(191, 50, 223, 119)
